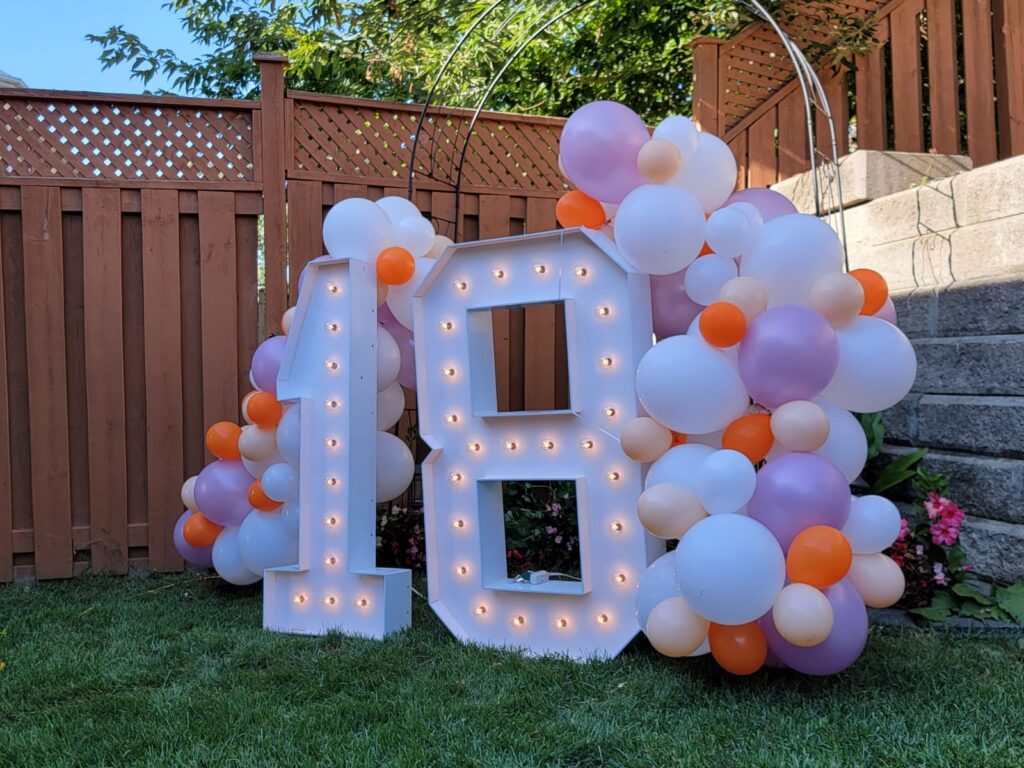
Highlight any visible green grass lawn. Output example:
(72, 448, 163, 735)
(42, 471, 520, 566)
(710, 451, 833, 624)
(1, 575, 1023, 767)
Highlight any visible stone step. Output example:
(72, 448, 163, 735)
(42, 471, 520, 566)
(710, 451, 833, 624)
(885, 395, 1024, 457)
(910, 335, 1024, 396)
(892, 274, 1024, 339)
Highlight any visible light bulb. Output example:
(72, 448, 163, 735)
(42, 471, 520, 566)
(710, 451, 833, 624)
(324, 555, 338, 566)
(445, 413, 459, 424)
(443, 367, 456, 378)
(533, 264, 547, 274)
(325, 360, 339, 371)
(512, 615, 526, 627)
(607, 471, 621, 482)
(596, 306, 610, 317)
(491, 268, 505, 279)
(504, 440, 517, 451)
(614, 573, 627, 584)
(325, 322, 339, 332)
(574, 267, 588, 277)
(325, 437, 338, 448)
(555, 617, 568, 629)
(325, 515, 339, 527)
(596, 613, 610, 625)
(475, 605, 487, 616)
(603, 407, 617, 418)
(610, 520, 624, 533)
(455, 565, 468, 576)
(355, 598, 368, 608)
(326, 282, 339, 294)
(440, 320, 453, 331)
(292, 593, 306, 605)
(467, 441, 481, 453)
(449, 472, 463, 484)
(326, 399, 339, 409)
(541, 439, 555, 450)
(600, 356, 613, 368)
(324, 595, 337, 606)
(325, 476, 338, 487)
(580, 439, 594, 450)
(454, 279, 468, 291)
(452, 518, 466, 529)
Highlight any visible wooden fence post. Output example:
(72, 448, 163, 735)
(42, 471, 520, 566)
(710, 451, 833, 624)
(255, 53, 289, 336)
(690, 38, 723, 135)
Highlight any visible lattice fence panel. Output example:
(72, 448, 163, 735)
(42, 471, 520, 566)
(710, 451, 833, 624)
(1, 96, 255, 181)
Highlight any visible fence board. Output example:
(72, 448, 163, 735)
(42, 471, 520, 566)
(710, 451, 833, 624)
(0, 214, 11, 581)
(748, 109, 779, 187)
(890, 1, 926, 151)
(287, 180, 323, 305)
(778, 90, 809, 179)
(993, 0, 1024, 157)
(855, 20, 889, 150)
(962, 0, 998, 165)
(21, 187, 73, 579)
(141, 189, 183, 572)
(236, 214, 259, 396)
(926, 0, 960, 153)
(82, 188, 128, 573)
(524, 304, 556, 410)
(728, 133, 748, 190)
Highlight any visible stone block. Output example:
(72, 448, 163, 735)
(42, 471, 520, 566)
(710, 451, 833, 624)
(950, 154, 1024, 227)
(933, 274, 1024, 337)
(884, 393, 920, 443)
(912, 335, 1024, 396)
(948, 214, 1024, 283)
(891, 288, 938, 338)
(959, 516, 1024, 582)
(916, 395, 1024, 457)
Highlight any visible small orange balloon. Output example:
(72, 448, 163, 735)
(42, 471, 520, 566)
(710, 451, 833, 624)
(699, 241, 715, 257)
(556, 190, 606, 229)
(247, 392, 283, 429)
(787, 525, 853, 588)
(376, 246, 416, 286)
(183, 511, 222, 547)
(849, 268, 889, 315)
(709, 622, 768, 676)
(206, 421, 242, 460)
(722, 413, 774, 464)
(699, 302, 747, 348)
(248, 480, 283, 511)
(670, 431, 688, 447)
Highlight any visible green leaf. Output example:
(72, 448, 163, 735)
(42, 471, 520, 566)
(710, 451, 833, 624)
(953, 582, 994, 606)
(995, 582, 1024, 625)
(871, 448, 928, 493)
(911, 605, 952, 621)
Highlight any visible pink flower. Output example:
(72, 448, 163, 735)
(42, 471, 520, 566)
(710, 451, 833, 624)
(545, 526, 557, 535)
(930, 518, 960, 546)
(924, 492, 943, 520)
(897, 518, 909, 541)
(555, 535, 563, 544)
(932, 562, 949, 586)
(550, 502, 562, 513)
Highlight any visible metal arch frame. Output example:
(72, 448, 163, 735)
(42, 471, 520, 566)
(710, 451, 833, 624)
(405, 0, 847, 255)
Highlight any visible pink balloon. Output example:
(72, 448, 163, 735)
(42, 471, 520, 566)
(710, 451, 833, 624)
(379, 304, 417, 391)
(560, 101, 649, 204)
(726, 188, 797, 221)
(650, 268, 702, 339)
(874, 297, 898, 324)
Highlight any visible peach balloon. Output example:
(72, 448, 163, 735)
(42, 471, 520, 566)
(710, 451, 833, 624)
(181, 475, 198, 511)
(281, 306, 296, 335)
(425, 234, 453, 260)
(637, 138, 682, 184)
(644, 597, 709, 657)
(620, 416, 673, 463)
(637, 483, 707, 539)
(718, 276, 767, 322)
(238, 424, 279, 462)
(808, 273, 864, 328)
(772, 583, 834, 647)
(770, 400, 830, 451)
(848, 553, 906, 608)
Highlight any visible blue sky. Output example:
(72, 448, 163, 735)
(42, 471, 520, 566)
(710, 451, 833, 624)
(1, 0, 209, 93)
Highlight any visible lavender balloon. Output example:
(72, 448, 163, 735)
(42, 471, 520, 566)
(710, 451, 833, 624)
(758, 578, 868, 675)
(725, 188, 798, 222)
(251, 335, 287, 396)
(379, 304, 417, 391)
(560, 101, 648, 203)
(194, 459, 255, 527)
(739, 305, 838, 409)
(173, 510, 214, 568)
(650, 269, 702, 339)
(875, 297, 898, 324)
(747, 452, 851, 550)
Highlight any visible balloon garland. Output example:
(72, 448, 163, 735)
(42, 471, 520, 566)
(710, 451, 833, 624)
(554, 100, 914, 676)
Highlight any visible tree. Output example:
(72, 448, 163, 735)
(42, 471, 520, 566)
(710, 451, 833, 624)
(88, 0, 753, 120)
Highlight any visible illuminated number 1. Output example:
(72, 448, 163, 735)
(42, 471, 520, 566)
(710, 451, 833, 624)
(264, 257, 411, 637)
(415, 229, 660, 659)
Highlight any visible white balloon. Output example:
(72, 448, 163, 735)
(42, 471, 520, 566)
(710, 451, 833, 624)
(675, 514, 785, 625)
(636, 335, 749, 434)
(377, 326, 401, 392)
(261, 462, 299, 503)
(614, 185, 707, 275)
(819, 317, 917, 413)
(322, 198, 394, 261)
(276, 404, 301, 467)
(668, 133, 737, 212)
(241, 454, 279, 479)
(375, 195, 422, 226)
(684, 255, 738, 306)
(645, 443, 715, 490)
(377, 380, 406, 431)
(696, 449, 756, 515)
(425, 234, 453, 259)
(843, 495, 902, 554)
(706, 204, 760, 260)
(385, 256, 432, 330)
(212, 526, 261, 585)
(377, 431, 414, 502)
(238, 425, 279, 462)
(740, 213, 843, 306)
(728, 201, 763, 228)
(280, 501, 301, 538)
(813, 400, 868, 482)
(181, 475, 198, 511)
(394, 214, 436, 258)
(635, 551, 682, 627)
(652, 115, 700, 164)
(238, 509, 299, 574)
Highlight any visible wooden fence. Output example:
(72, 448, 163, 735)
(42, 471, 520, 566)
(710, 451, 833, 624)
(693, 0, 1024, 187)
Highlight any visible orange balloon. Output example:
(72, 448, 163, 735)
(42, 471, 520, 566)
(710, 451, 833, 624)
(787, 525, 853, 588)
(699, 302, 747, 347)
(555, 190, 606, 229)
(183, 511, 222, 547)
(709, 622, 768, 675)
(722, 413, 774, 464)
(849, 268, 889, 315)
(248, 480, 283, 511)
(670, 431, 688, 447)
(376, 246, 416, 286)
(699, 241, 715, 257)
(206, 421, 242, 460)
(247, 392, 283, 429)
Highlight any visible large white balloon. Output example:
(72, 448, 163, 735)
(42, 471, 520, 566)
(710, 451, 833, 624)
(652, 115, 699, 164)
(377, 380, 406, 431)
(238, 425, 279, 462)
(261, 462, 299, 503)
(385, 256, 432, 330)
(280, 500, 300, 538)
(706, 204, 760, 260)
(842, 495, 902, 554)
(740, 213, 843, 306)
(238, 509, 299, 574)
(819, 316, 917, 412)
(377, 326, 401, 392)
(322, 198, 393, 261)
(684, 254, 738, 306)
(376, 195, 421, 225)
(645, 443, 715, 490)
(669, 133, 737, 212)
(394, 215, 436, 258)
(212, 526, 261, 585)
(675, 514, 786, 625)
(635, 551, 682, 627)
(614, 185, 707, 275)
(636, 335, 749, 434)
(377, 431, 414, 502)
(276, 404, 301, 467)
(696, 449, 756, 515)
(813, 400, 869, 482)
(242, 454, 278, 480)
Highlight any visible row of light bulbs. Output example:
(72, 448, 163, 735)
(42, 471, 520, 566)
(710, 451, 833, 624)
(448, 470, 620, 484)
(471, 605, 611, 628)
(438, 302, 611, 336)
(451, 516, 627, 535)
(452, 265, 592, 293)
(452, 563, 629, 586)
(293, 592, 369, 608)
(463, 435, 615, 453)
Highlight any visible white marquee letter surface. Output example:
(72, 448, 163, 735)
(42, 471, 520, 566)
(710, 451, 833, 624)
(263, 258, 411, 637)
(415, 229, 661, 659)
